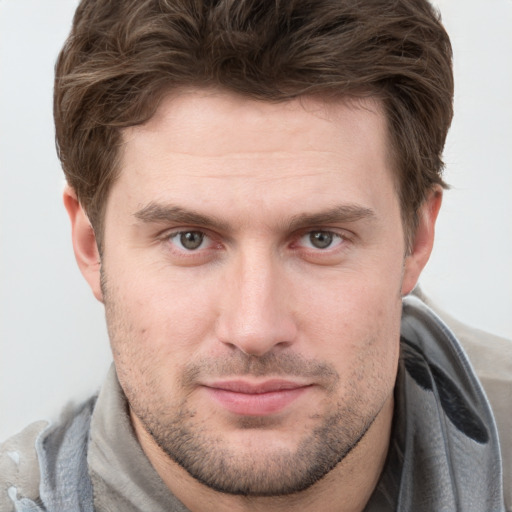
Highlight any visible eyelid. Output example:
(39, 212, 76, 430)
(158, 227, 220, 254)
(170, 230, 210, 251)
(294, 227, 350, 243)
(156, 226, 353, 264)
(158, 226, 209, 241)
(303, 230, 344, 247)
(154, 228, 224, 266)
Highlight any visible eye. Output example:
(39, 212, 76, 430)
(169, 230, 210, 251)
(299, 230, 344, 250)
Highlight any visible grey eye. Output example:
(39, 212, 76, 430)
(309, 231, 334, 249)
(178, 231, 204, 250)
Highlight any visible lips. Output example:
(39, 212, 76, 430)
(203, 379, 311, 416)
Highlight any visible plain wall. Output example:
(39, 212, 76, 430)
(1, 0, 511, 441)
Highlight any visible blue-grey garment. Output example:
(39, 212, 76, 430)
(8, 399, 96, 512)
(8, 296, 506, 511)
(365, 296, 505, 511)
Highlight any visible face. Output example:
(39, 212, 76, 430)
(75, 90, 430, 496)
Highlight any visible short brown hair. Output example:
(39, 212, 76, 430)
(54, 0, 453, 250)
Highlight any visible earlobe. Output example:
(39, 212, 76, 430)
(401, 187, 443, 296)
(63, 186, 104, 302)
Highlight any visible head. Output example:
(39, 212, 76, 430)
(58, 0, 452, 501)
(55, 0, 453, 252)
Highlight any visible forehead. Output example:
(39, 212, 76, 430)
(123, 89, 389, 159)
(111, 89, 399, 230)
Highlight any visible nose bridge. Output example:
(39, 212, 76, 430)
(216, 243, 296, 356)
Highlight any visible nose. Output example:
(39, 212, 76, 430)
(215, 248, 298, 357)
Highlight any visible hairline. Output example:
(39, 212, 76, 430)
(88, 87, 416, 255)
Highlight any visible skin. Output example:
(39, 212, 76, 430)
(65, 89, 441, 512)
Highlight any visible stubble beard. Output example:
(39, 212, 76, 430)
(102, 272, 384, 497)
(135, 388, 376, 497)
(120, 349, 380, 497)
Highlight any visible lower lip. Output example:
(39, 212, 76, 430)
(204, 387, 309, 416)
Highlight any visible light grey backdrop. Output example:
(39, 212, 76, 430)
(1, 0, 511, 441)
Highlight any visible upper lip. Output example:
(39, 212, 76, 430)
(204, 379, 311, 394)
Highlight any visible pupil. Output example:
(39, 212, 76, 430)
(310, 231, 332, 249)
(180, 231, 203, 250)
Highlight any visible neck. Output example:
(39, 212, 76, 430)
(131, 395, 394, 512)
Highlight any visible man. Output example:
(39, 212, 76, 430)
(0, 0, 510, 510)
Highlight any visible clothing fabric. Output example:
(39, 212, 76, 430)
(1, 295, 509, 511)
(415, 287, 512, 509)
(365, 296, 505, 511)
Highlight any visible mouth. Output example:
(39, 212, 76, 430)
(202, 379, 312, 416)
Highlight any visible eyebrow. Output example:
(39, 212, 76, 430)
(286, 204, 376, 231)
(133, 202, 376, 232)
(134, 203, 230, 231)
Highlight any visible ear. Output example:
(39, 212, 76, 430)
(63, 185, 103, 302)
(401, 186, 443, 296)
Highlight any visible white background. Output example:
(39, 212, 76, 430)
(1, 0, 511, 441)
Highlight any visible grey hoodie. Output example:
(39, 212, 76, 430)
(0, 295, 506, 511)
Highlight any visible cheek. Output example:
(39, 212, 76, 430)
(291, 266, 402, 380)
(104, 263, 221, 385)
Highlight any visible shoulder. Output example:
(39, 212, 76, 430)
(0, 396, 97, 512)
(413, 287, 512, 511)
(0, 420, 49, 510)
(417, 289, 512, 396)
(434, 306, 512, 511)
(411, 286, 512, 388)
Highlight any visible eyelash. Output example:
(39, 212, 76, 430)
(159, 228, 351, 262)
(168, 230, 212, 251)
(160, 230, 220, 261)
(296, 231, 346, 251)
